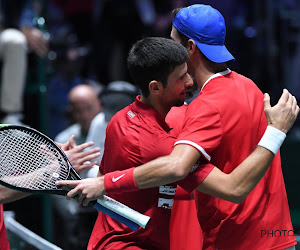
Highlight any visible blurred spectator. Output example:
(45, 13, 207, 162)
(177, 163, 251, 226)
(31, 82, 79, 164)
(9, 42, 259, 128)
(0, 2, 28, 125)
(52, 84, 102, 250)
(55, 84, 102, 145)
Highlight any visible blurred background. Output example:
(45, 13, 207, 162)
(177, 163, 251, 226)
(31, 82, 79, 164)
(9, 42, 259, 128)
(1, 0, 300, 249)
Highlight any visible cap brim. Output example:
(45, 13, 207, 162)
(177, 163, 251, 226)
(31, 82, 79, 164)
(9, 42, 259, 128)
(196, 42, 235, 63)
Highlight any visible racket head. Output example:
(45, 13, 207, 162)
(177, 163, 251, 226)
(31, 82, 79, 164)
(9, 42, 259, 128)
(0, 124, 81, 195)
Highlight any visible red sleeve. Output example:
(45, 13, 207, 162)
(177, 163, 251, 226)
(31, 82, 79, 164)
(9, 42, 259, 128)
(177, 163, 215, 193)
(0, 206, 10, 250)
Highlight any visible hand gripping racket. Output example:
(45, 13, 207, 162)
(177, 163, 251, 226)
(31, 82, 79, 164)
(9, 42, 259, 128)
(0, 124, 150, 231)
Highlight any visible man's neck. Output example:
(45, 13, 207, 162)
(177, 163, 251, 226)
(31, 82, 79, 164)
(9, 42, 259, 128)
(194, 63, 228, 89)
(140, 95, 169, 118)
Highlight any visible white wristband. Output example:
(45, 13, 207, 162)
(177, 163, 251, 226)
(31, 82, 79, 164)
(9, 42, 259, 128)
(258, 126, 286, 155)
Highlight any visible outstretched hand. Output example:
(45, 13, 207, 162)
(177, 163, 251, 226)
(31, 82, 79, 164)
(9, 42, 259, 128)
(56, 136, 101, 173)
(264, 89, 299, 134)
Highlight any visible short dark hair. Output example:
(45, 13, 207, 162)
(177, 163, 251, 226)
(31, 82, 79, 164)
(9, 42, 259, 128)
(172, 8, 189, 47)
(127, 37, 188, 97)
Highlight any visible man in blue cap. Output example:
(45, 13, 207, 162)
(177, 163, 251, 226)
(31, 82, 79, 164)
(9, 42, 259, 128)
(56, 5, 299, 250)
(167, 4, 296, 250)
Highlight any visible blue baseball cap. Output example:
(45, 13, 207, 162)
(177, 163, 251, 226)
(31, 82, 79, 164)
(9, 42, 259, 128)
(172, 4, 235, 63)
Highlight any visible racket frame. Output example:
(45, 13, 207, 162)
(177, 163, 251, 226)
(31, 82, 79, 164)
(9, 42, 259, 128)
(0, 124, 149, 231)
(0, 124, 79, 195)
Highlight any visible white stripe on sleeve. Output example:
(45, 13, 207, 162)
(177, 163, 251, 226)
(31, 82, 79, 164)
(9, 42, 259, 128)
(174, 140, 211, 161)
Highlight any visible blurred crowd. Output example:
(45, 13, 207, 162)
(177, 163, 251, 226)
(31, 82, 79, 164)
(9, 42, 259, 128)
(1, 0, 300, 249)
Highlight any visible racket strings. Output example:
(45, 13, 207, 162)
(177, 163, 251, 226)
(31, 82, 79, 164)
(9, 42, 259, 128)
(0, 128, 70, 191)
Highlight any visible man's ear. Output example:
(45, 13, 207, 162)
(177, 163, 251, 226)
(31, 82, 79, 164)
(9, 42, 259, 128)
(187, 39, 196, 54)
(149, 80, 163, 95)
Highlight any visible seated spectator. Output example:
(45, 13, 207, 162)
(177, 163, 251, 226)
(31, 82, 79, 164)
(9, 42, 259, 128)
(55, 84, 102, 146)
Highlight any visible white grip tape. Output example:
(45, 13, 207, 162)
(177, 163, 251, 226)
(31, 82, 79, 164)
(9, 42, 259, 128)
(258, 126, 286, 155)
(97, 195, 150, 229)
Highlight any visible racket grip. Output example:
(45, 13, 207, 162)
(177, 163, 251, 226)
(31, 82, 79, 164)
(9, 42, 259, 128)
(92, 201, 140, 232)
(90, 195, 151, 231)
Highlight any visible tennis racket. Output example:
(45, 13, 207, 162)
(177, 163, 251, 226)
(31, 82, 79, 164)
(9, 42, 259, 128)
(0, 124, 150, 231)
